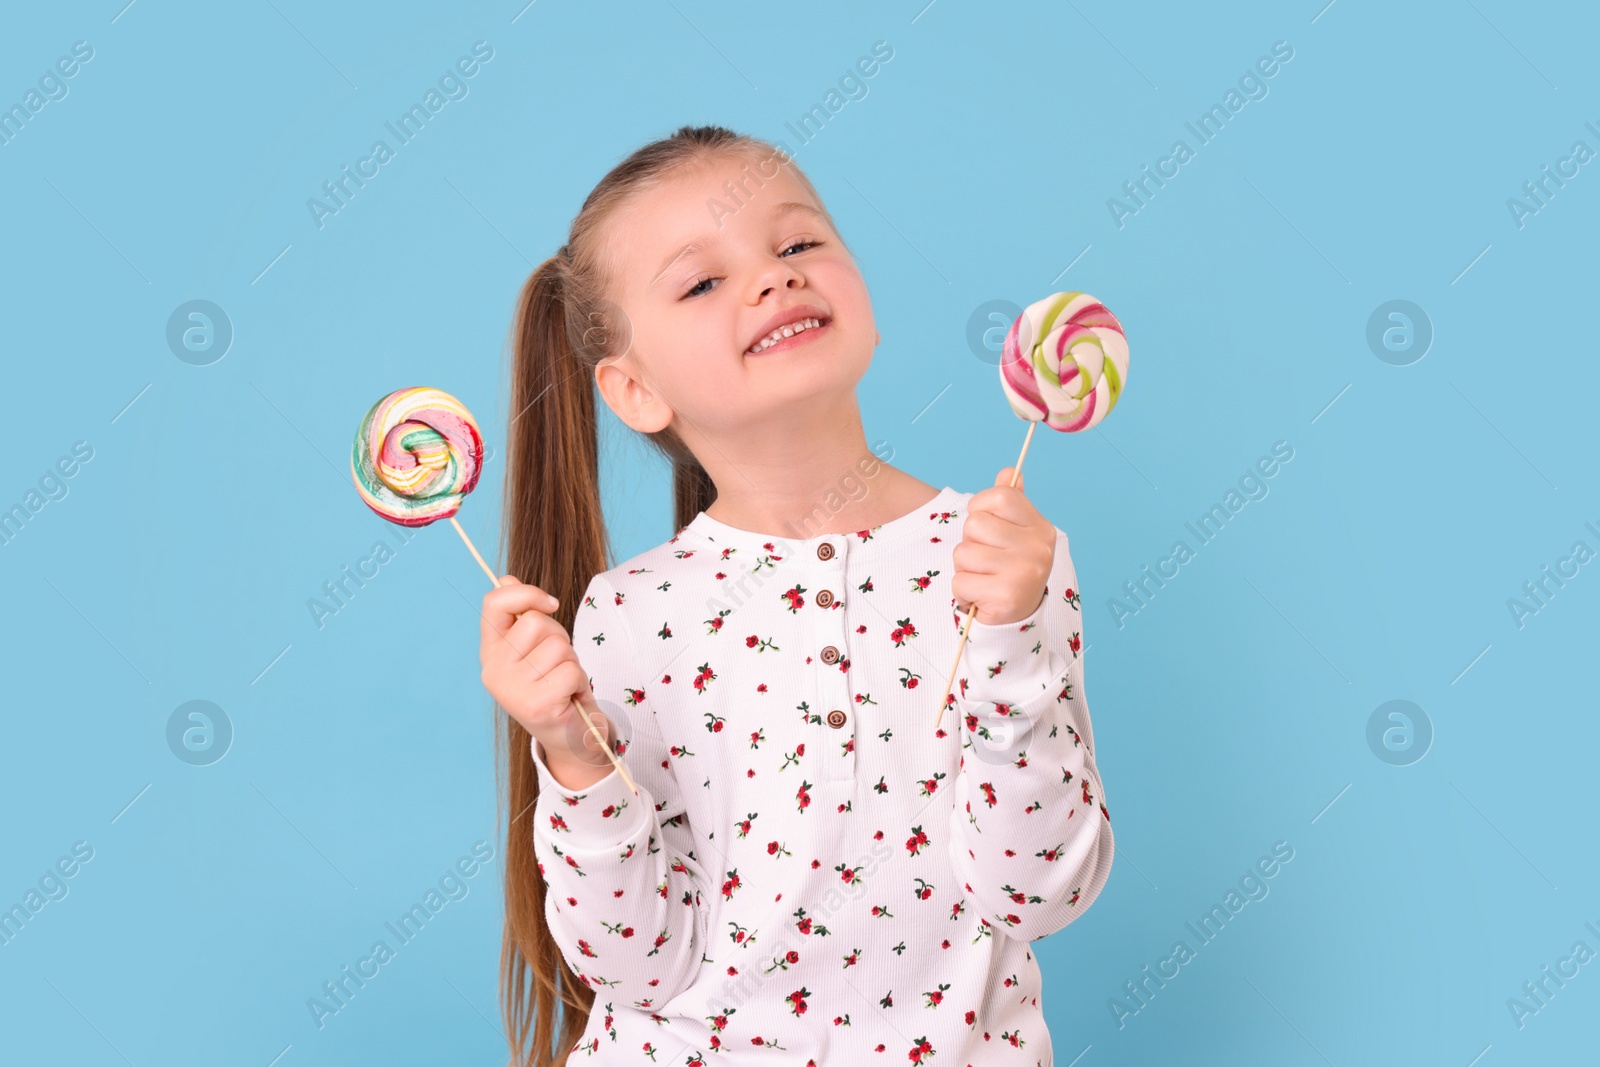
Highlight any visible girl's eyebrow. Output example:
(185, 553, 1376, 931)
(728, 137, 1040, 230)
(648, 201, 825, 288)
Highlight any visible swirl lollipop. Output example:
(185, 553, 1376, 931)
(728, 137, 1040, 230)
(351, 386, 500, 584)
(351, 386, 638, 794)
(936, 293, 1130, 726)
(1001, 292, 1128, 432)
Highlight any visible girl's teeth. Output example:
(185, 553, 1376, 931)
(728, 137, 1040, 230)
(750, 318, 821, 353)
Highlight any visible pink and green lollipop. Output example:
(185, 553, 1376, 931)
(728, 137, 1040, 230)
(1000, 292, 1128, 432)
(937, 292, 1131, 726)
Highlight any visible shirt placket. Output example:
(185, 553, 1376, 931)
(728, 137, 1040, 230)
(810, 534, 856, 785)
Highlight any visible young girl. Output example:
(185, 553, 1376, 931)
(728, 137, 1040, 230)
(480, 125, 1114, 1067)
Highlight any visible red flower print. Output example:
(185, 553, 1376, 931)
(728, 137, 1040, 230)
(692, 662, 717, 694)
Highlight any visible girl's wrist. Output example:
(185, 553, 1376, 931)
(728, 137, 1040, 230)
(538, 739, 617, 791)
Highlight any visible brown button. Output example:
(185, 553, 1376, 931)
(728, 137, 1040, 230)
(820, 645, 840, 665)
(815, 589, 834, 608)
(817, 542, 835, 561)
(826, 709, 848, 728)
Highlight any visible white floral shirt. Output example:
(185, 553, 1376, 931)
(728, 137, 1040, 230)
(530, 485, 1114, 1065)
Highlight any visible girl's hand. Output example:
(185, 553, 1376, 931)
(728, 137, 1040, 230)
(951, 467, 1056, 626)
(479, 576, 615, 773)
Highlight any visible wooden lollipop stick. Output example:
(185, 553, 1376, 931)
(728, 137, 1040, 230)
(461, 522, 640, 796)
(936, 421, 1037, 731)
(451, 516, 501, 587)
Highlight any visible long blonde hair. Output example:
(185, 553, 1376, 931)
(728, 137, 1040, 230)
(493, 124, 841, 1065)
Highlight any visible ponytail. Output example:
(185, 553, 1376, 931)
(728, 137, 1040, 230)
(494, 124, 840, 1065)
(495, 251, 609, 1066)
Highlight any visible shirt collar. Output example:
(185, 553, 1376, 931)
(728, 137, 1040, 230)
(676, 485, 963, 560)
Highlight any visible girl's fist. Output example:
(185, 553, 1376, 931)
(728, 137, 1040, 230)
(950, 467, 1055, 626)
(479, 576, 615, 776)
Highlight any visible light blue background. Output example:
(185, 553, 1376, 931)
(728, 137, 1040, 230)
(2, 0, 1595, 1063)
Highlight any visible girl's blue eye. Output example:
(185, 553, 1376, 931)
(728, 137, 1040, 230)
(680, 240, 822, 299)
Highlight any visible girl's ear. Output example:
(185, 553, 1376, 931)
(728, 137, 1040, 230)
(595, 356, 674, 433)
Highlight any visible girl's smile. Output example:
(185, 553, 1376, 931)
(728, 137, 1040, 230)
(744, 307, 832, 357)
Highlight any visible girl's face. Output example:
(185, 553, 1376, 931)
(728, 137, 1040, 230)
(594, 152, 876, 440)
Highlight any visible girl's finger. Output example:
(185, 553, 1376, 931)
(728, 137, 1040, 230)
(481, 581, 560, 644)
(496, 607, 567, 665)
(515, 619, 581, 679)
(968, 482, 1034, 530)
(952, 538, 1007, 576)
(957, 509, 1029, 552)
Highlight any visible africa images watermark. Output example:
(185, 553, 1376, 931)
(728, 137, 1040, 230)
(0, 440, 96, 550)
(1108, 39, 1295, 228)
(1506, 119, 1600, 230)
(1507, 917, 1600, 1031)
(306, 521, 420, 630)
(306, 41, 495, 230)
(0, 841, 96, 948)
(0, 40, 95, 148)
(701, 442, 898, 619)
(306, 840, 496, 1029)
(1108, 839, 1296, 1028)
(706, 40, 896, 230)
(1108, 441, 1295, 630)
(1505, 519, 1600, 630)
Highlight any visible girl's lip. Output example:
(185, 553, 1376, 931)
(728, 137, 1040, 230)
(746, 320, 830, 357)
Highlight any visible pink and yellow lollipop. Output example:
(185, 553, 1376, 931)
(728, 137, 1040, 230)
(349, 385, 639, 794)
(936, 291, 1130, 726)
(352, 386, 484, 527)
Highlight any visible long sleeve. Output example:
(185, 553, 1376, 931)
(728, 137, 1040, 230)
(530, 570, 713, 1011)
(945, 525, 1114, 943)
